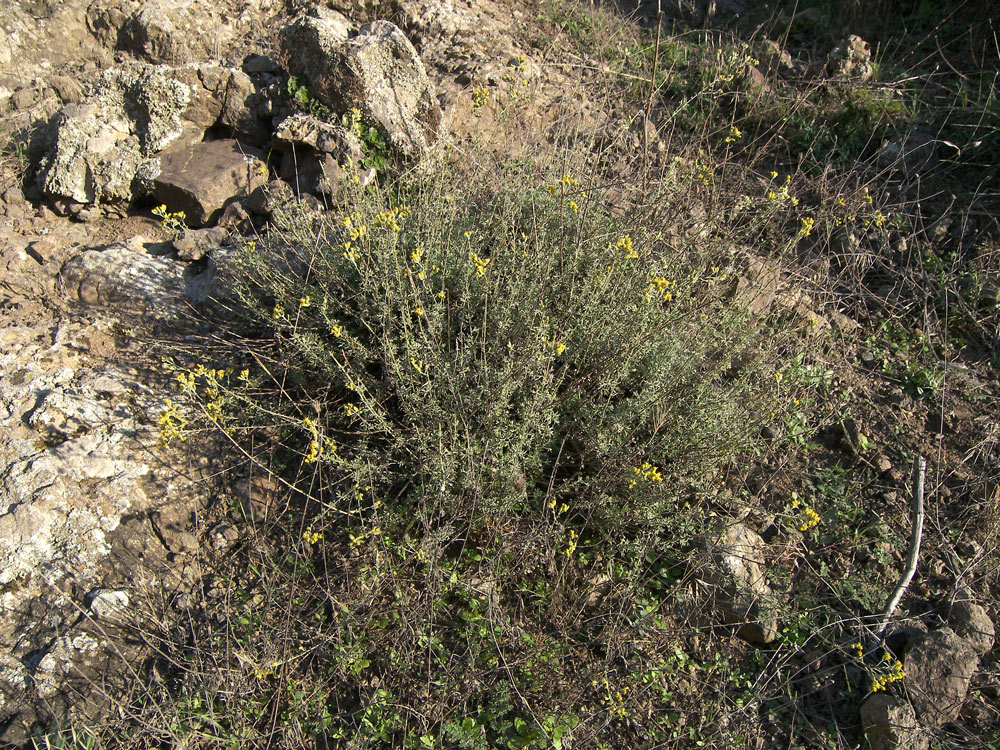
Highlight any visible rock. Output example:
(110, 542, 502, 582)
(278, 8, 353, 102)
(827, 35, 874, 82)
(904, 627, 979, 727)
(733, 254, 781, 315)
(273, 113, 364, 160)
(49, 75, 84, 104)
(101, 0, 239, 65)
(759, 40, 795, 76)
(173, 226, 228, 261)
(246, 179, 296, 218)
(243, 53, 281, 75)
(860, 694, 928, 750)
(828, 310, 860, 335)
(219, 69, 269, 146)
(280, 13, 443, 159)
(774, 289, 831, 337)
(118, 3, 191, 64)
(143, 139, 266, 227)
(87, 588, 130, 619)
(701, 523, 777, 643)
(37, 103, 144, 205)
(337, 21, 443, 159)
(216, 199, 253, 232)
(948, 599, 995, 657)
(36, 61, 260, 207)
(59, 236, 191, 314)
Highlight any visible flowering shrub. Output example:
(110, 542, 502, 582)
(209, 157, 779, 539)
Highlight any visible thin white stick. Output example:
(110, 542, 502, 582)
(875, 455, 926, 640)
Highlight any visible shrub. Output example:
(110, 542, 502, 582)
(217, 156, 777, 545)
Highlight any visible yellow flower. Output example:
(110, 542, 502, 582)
(799, 216, 815, 237)
(299, 295, 311, 308)
(568, 200, 579, 213)
(413, 306, 424, 316)
(330, 324, 344, 337)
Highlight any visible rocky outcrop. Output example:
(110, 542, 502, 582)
(279, 12, 442, 159)
(36, 61, 265, 209)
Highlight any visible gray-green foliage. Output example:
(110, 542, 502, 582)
(227, 157, 776, 537)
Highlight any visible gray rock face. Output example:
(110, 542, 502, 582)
(143, 139, 266, 227)
(904, 627, 980, 727)
(860, 694, 928, 750)
(36, 62, 262, 207)
(280, 13, 442, 159)
(702, 523, 777, 643)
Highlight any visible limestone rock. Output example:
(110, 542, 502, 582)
(860, 694, 928, 750)
(143, 139, 266, 227)
(949, 599, 995, 657)
(701, 523, 777, 643)
(904, 627, 979, 727)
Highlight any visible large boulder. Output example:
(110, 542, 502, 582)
(904, 627, 980, 727)
(279, 12, 442, 159)
(36, 61, 264, 207)
(142, 139, 266, 227)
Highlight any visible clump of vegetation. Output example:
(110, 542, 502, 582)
(138, 151, 799, 747)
